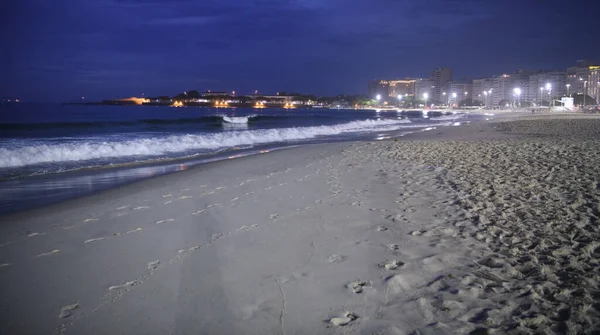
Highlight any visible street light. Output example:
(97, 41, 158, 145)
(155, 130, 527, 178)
(423, 93, 429, 107)
(397, 94, 403, 107)
(513, 87, 521, 108)
(376, 94, 381, 101)
(483, 91, 488, 107)
(452, 92, 457, 106)
(546, 83, 552, 108)
(540, 87, 544, 105)
(566, 84, 571, 97)
(442, 92, 447, 105)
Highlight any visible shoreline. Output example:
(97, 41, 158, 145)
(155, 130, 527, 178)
(1, 114, 599, 334)
(0, 111, 592, 218)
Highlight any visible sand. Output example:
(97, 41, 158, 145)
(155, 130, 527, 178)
(1, 115, 599, 334)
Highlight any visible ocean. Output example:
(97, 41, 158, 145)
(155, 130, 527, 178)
(0, 103, 481, 215)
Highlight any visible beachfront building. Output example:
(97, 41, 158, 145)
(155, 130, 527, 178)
(528, 71, 567, 104)
(511, 70, 531, 103)
(472, 74, 517, 107)
(368, 79, 416, 99)
(388, 79, 416, 97)
(443, 82, 472, 106)
(431, 67, 452, 102)
(567, 66, 589, 96)
(589, 66, 600, 101)
(368, 80, 389, 99)
(414, 78, 435, 102)
(473, 78, 495, 106)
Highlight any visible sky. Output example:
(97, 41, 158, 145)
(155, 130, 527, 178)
(1, 0, 599, 102)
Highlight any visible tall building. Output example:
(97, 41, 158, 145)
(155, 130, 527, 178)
(473, 78, 495, 106)
(567, 65, 590, 96)
(528, 72, 567, 104)
(414, 78, 435, 101)
(473, 74, 519, 107)
(368, 80, 389, 99)
(588, 66, 600, 101)
(388, 79, 416, 97)
(431, 68, 452, 102)
(443, 82, 472, 105)
(512, 70, 531, 102)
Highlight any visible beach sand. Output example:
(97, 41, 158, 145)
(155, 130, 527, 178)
(1, 115, 599, 334)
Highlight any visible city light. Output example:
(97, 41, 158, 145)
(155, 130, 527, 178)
(514, 88, 521, 108)
(397, 94, 403, 100)
(452, 92, 457, 98)
(423, 93, 428, 99)
(376, 94, 381, 101)
(545, 83, 551, 90)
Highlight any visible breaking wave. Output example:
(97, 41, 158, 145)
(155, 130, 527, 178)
(0, 119, 412, 168)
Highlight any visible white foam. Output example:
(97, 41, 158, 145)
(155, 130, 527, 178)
(221, 116, 253, 124)
(430, 114, 466, 121)
(0, 119, 413, 168)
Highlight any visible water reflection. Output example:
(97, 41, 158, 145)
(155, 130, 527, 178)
(0, 147, 282, 216)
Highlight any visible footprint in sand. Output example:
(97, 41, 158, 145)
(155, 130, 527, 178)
(126, 228, 143, 234)
(84, 237, 108, 244)
(37, 249, 60, 257)
(156, 219, 175, 224)
(410, 231, 424, 236)
(381, 260, 404, 270)
(27, 232, 45, 237)
(58, 303, 79, 319)
(109, 280, 139, 291)
(388, 244, 400, 251)
(347, 281, 367, 294)
(377, 226, 388, 232)
(328, 254, 346, 263)
(147, 260, 160, 270)
(328, 312, 358, 326)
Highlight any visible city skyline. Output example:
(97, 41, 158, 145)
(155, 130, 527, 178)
(369, 59, 600, 107)
(2, 0, 600, 102)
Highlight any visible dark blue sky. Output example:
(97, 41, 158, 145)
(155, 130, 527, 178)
(1, 0, 599, 102)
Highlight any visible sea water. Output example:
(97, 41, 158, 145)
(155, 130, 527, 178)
(0, 103, 479, 214)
